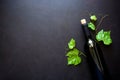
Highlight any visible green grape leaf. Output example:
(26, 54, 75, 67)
(66, 48, 79, 57)
(96, 29, 104, 41)
(90, 15, 97, 21)
(67, 56, 81, 66)
(88, 22, 96, 30)
(68, 38, 76, 49)
(96, 29, 112, 45)
(103, 31, 112, 45)
(66, 48, 81, 65)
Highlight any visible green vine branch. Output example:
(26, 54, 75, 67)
(66, 14, 112, 66)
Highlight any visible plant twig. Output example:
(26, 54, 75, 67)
(96, 15, 109, 32)
(79, 52, 86, 57)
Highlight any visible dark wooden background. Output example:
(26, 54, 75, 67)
(0, 0, 120, 80)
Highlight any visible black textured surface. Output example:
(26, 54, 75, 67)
(0, 0, 120, 80)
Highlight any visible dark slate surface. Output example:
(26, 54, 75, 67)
(0, 0, 120, 80)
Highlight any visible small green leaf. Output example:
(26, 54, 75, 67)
(67, 56, 81, 66)
(68, 38, 75, 49)
(103, 31, 112, 45)
(66, 48, 81, 65)
(96, 29, 112, 45)
(66, 48, 79, 57)
(88, 22, 96, 30)
(96, 29, 104, 41)
(90, 15, 97, 21)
